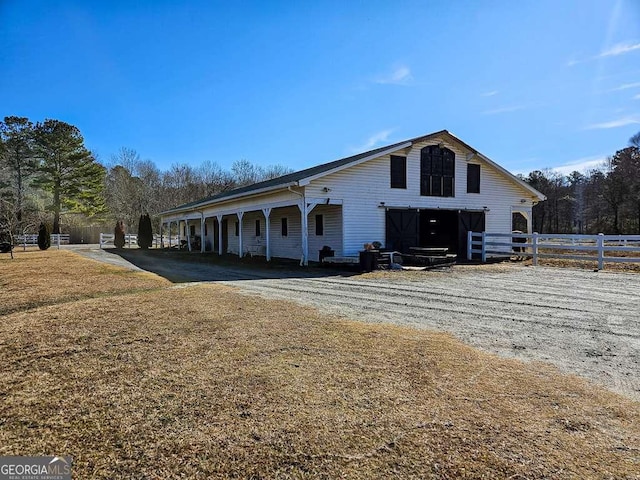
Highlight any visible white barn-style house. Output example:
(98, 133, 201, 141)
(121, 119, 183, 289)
(159, 130, 546, 265)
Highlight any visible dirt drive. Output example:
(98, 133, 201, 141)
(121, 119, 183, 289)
(80, 248, 640, 401)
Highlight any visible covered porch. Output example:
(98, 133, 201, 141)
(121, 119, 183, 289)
(160, 197, 343, 265)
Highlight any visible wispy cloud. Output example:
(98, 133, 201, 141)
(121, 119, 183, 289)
(481, 90, 499, 97)
(351, 129, 395, 153)
(608, 81, 640, 91)
(585, 115, 640, 129)
(598, 42, 640, 57)
(634, 93, 640, 100)
(482, 105, 528, 115)
(568, 41, 640, 66)
(551, 155, 608, 175)
(373, 66, 413, 85)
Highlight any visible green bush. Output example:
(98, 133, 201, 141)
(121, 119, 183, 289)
(37, 222, 50, 250)
(137, 214, 153, 249)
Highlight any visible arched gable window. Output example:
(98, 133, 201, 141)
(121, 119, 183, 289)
(420, 145, 455, 197)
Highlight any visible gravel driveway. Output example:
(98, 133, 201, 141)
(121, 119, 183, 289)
(77, 247, 640, 401)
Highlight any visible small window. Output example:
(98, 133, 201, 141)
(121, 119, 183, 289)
(281, 217, 288, 237)
(255, 219, 261, 236)
(315, 214, 324, 236)
(390, 155, 407, 189)
(190, 225, 196, 237)
(204, 224, 208, 236)
(467, 164, 481, 193)
(234, 221, 239, 236)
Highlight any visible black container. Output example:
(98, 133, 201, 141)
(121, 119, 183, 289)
(359, 250, 379, 272)
(319, 248, 335, 263)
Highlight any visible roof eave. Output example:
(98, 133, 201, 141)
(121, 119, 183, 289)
(297, 141, 413, 185)
(160, 181, 300, 216)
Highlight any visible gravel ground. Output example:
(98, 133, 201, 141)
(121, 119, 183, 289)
(74, 247, 640, 402)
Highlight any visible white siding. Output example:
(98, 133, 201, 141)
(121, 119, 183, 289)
(226, 215, 239, 255)
(305, 137, 534, 256)
(269, 206, 302, 260)
(307, 204, 343, 261)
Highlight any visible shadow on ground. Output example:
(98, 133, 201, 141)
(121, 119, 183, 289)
(100, 248, 359, 283)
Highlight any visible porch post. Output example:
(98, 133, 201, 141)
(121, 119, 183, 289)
(200, 213, 205, 253)
(526, 210, 533, 235)
(217, 214, 223, 255)
(168, 221, 172, 248)
(262, 207, 272, 261)
(298, 201, 308, 266)
(160, 222, 164, 249)
(185, 218, 191, 252)
(237, 211, 244, 258)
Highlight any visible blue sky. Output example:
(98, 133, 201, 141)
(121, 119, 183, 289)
(1, 0, 639, 176)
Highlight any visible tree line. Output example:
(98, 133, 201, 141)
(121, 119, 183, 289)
(521, 132, 640, 234)
(2, 114, 639, 241)
(0, 116, 292, 239)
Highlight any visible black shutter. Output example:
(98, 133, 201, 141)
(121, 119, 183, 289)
(255, 219, 261, 236)
(315, 214, 324, 236)
(467, 164, 480, 193)
(390, 155, 407, 189)
(281, 217, 288, 236)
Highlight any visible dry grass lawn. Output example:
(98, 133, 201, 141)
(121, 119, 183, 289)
(1, 250, 639, 479)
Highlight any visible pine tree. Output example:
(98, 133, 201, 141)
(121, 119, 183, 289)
(33, 119, 106, 234)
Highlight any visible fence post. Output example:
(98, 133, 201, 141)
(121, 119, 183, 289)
(481, 231, 487, 263)
(57, 234, 61, 250)
(532, 232, 539, 266)
(127, 234, 131, 248)
(597, 233, 604, 271)
(467, 230, 473, 260)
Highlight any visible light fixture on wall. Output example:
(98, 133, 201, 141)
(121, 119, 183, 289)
(322, 187, 331, 192)
(438, 142, 445, 149)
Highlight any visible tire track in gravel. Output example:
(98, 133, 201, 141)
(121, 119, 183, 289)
(221, 267, 640, 401)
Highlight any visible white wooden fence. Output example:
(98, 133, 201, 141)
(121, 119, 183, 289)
(467, 232, 640, 270)
(15, 234, 70, 250)
(99, 233, 175, 249)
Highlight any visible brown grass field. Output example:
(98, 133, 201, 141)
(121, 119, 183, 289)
(1, 250, 639, 479)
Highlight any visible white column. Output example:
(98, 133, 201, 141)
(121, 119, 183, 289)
(185, 218, 191, 252)
(217, 215, 223, 255)
(200, 213, 205, 253)
(298, 201, 308, 266)
(237, 211, 245, 258)
(262, 207, 272, 261)
(168, 222, 172, 248)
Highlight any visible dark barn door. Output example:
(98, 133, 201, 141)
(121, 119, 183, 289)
(419, 210, 458, 249)
(385, 209, 419, 253)
(458, 211, 485, 258)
